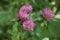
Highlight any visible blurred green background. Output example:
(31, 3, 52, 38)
(0, 0, 60, 40)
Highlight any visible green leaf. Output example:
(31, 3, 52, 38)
(11, 21, 19, 40)
(0, 12, 11, 25)
(30, 21, 43, 40)
(48, 19, 60, 38)
(55, 14, 60, 19)
(30, 11, 42, 21)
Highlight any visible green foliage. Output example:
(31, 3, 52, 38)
(0, 0, 60, 40)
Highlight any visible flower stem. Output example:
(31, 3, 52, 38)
(43, 21, 48, 35)
(20, 27, 23, 40)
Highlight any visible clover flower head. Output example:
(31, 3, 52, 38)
(42, 8, 55, 21)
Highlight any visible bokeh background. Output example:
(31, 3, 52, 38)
(0, 0, 60, 40)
